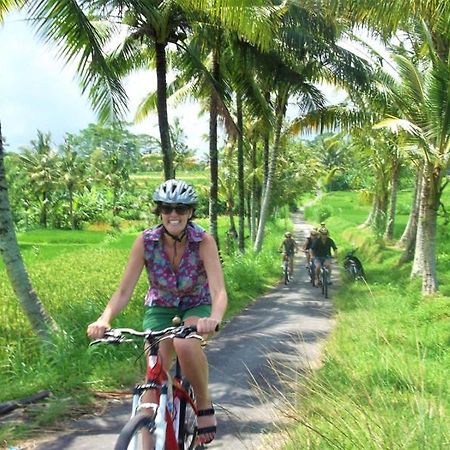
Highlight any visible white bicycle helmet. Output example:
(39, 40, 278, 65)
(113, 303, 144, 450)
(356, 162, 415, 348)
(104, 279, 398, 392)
(153, 179, 198, 205)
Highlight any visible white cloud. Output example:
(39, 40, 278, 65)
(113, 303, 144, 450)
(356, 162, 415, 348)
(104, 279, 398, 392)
(0, 11, 209, 156)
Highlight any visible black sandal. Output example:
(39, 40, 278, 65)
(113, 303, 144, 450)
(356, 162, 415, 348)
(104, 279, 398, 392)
(196, 407, 216, 444)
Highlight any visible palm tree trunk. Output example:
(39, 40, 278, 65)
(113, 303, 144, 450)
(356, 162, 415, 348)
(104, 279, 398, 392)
(155, 41, 174, 180)
(399, 168, 422, 246)
(69, 189, 75, 230)
(254, 87, 288, 252)
(359, 194, 377, 228)
(246, 189, 252, 239)
(250, 141, 258, 244)
(41, 192, 48, 228)
(374, 190, 388, 232)
(262, 91, 270, 193)
(236, 95, 245, 253)
(208, 47, 220, 245)
(384, 158, 400, 240)
(398, 168, 422, 263)
(411, 162, 440, 293)
(0, 123, 55, 342)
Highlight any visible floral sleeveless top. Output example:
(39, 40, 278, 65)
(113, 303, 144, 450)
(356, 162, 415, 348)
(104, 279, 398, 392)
(142, 222, 211, 311)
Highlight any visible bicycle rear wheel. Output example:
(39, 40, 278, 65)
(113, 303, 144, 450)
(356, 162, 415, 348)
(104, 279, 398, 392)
(114, 413, 156, 450)
(177, 380, 200, 450)
(284, 262, 289, 284)
(322, 269, 328, 298)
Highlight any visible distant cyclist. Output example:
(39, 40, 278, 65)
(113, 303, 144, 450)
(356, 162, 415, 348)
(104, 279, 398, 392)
(303, 228, 319, 267)
(279, 232, 299, 278)
(311, 227, 337, 286)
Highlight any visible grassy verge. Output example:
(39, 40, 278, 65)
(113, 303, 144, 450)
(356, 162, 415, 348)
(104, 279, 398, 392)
(0, 215, 287, 445)
(274, 192, 449, 449)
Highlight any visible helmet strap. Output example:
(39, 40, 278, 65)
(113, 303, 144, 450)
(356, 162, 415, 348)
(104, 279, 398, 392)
(162, 226, 187, 266)
(162, 226, 187, 243)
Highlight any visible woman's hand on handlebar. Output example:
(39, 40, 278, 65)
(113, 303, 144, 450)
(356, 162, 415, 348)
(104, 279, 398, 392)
(87, 319, 111, 339)
(195, 317, 220, 335)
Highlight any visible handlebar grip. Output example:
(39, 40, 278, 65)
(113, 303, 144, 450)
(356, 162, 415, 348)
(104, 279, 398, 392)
(193, 323, 220, 332)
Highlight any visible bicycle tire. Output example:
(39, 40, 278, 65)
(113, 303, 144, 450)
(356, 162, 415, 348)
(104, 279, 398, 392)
(309, 263, 315, 286)
(114, 412, 156, 450)
(177, 380, 199, 450)
(321, 268, 328, 298)
(284, 263, 289, 284)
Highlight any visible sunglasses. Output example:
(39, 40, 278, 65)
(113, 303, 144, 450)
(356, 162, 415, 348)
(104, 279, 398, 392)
(160, 204, 191, 215)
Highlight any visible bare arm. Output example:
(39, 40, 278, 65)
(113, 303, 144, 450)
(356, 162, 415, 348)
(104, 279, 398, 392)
(87, 234, 145, 339)
(198, 233, 228, 334)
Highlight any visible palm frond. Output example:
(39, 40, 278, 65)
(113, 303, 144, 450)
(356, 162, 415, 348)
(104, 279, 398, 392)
(27, 0, 128, 122)
(290, 103, 374, 135)
(0, 0, 24, 20)
(183, 0, 284, 52)
(393, 54, 426, 106)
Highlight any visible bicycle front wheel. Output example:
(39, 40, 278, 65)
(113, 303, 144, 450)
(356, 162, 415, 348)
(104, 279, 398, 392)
(114, 413, 156, 450)
(178, 380, 200, 450)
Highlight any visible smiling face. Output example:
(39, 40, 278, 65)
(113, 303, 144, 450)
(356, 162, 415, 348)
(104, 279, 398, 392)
(159, 203, 193, 237)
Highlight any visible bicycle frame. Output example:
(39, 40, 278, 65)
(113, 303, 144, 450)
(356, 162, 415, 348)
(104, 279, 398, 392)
(132, 336, 198, 450)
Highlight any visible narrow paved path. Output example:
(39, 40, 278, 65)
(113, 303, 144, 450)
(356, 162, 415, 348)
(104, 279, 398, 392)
(28, 213, 334, 450)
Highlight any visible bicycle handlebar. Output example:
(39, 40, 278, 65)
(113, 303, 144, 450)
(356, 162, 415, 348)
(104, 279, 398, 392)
(89, 323, 219, 347)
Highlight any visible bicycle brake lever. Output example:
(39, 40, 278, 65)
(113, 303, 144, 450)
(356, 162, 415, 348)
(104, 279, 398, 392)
(185, 334, 204, 341)
(89, 335, 125, 346)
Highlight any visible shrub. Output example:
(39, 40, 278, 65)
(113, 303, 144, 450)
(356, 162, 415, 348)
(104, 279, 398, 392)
(315, 205, 333, 223)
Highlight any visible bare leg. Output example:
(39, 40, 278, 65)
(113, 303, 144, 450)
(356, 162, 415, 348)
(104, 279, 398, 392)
(175, 317, 216, 443)
(315, 260, 321, 285)
(325, 259, 332, 279)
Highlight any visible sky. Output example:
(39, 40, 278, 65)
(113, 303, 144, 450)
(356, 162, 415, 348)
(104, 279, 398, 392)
(0, 11, 356, 159)
(0, 11, 209, 156)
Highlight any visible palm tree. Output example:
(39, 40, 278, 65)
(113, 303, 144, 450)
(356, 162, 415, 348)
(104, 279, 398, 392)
(132, 3, 281, 243)
(375, 49, 450, 293)
(0, 0, 126, 339)
(19, 131, 59, 228)
(253, 1, 371, 251)
(332, 0, 450, 295)
(58, 141, 89, 229)
(0, 123, 56, 341)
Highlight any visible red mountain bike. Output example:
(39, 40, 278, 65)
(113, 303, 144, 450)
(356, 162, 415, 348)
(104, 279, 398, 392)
(91, 323, 206, 450)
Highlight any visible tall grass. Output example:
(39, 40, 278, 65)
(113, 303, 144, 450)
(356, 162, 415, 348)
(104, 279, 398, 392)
(0, 215, 287, 444)
(274, 192, 449, 449)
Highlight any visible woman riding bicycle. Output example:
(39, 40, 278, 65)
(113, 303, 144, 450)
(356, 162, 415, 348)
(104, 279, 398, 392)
(310, 227, 337, 287)
(87, 179, 227, 446)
